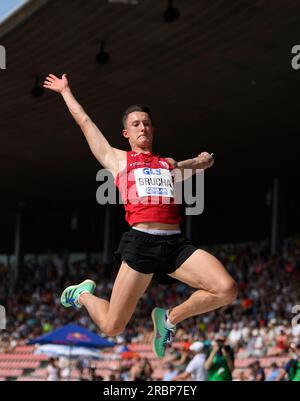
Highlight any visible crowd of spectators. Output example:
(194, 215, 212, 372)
(0, 235, 299, 381)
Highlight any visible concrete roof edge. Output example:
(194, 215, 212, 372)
(0, 0, 50, 41)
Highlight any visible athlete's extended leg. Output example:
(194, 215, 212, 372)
(151, 249, 237, 358)
(64, 262, 153, 336)
(167, 249, 238, 325)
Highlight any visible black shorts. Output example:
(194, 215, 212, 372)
(114, 228, 197, 278)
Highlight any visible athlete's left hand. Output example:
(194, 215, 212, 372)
(177, 152, 214, 169)
(194, 152, 214, 169)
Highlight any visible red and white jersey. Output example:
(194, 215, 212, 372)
(115, 151, 181, 226)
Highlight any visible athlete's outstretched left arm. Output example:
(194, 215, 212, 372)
(166, 152, 214, 181)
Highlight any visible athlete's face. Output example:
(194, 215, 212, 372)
(122, 111, 154, 148)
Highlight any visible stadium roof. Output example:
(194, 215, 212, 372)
(1, 0, 300, 210)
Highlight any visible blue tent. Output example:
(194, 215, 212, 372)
(28, 323, 115, 348)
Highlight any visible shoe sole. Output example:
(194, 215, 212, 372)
(151, 307, 162, 359)
(60, 279, 96, 308)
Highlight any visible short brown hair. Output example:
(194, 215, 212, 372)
(121, 104, 152, 128)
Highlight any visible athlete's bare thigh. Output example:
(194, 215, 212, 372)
(168, 249, 234, 292)
(108, 261, 153, 327)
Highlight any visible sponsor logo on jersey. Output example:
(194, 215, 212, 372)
(146, 187, 168, 195)
(159, 161, 169, 169)
(142, 167, 161, 175)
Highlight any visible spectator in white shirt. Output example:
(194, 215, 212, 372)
(171, 341, 208, 381)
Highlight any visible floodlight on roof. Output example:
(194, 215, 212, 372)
(163, 0, 180, 23)
(31, 76, 44, 98)
(95, 41, 110, 65)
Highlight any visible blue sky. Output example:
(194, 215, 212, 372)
(0, 0, 27, 23)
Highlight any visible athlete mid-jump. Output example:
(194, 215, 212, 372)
(43, 73, 238, 358)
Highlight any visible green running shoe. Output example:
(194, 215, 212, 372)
(60, 279, 96, 309)
(151, 307, 176, 359)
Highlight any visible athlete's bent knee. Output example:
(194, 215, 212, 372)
(101, 320, 126, 337)
(219, 278, 238, 305)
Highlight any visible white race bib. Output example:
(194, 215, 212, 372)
(133, 167, 174, 198)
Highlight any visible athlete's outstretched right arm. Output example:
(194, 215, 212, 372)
(43, 73, 125, 174)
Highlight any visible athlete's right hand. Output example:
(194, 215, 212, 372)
(43, 73, 69, 93)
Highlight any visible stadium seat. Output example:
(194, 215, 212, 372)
(0, 369, 23, 377)
(16, 376, 43, 381)
(13, 346, 36, 354)
(0, 354, 48, 361)
(0, 361, 40, 369)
